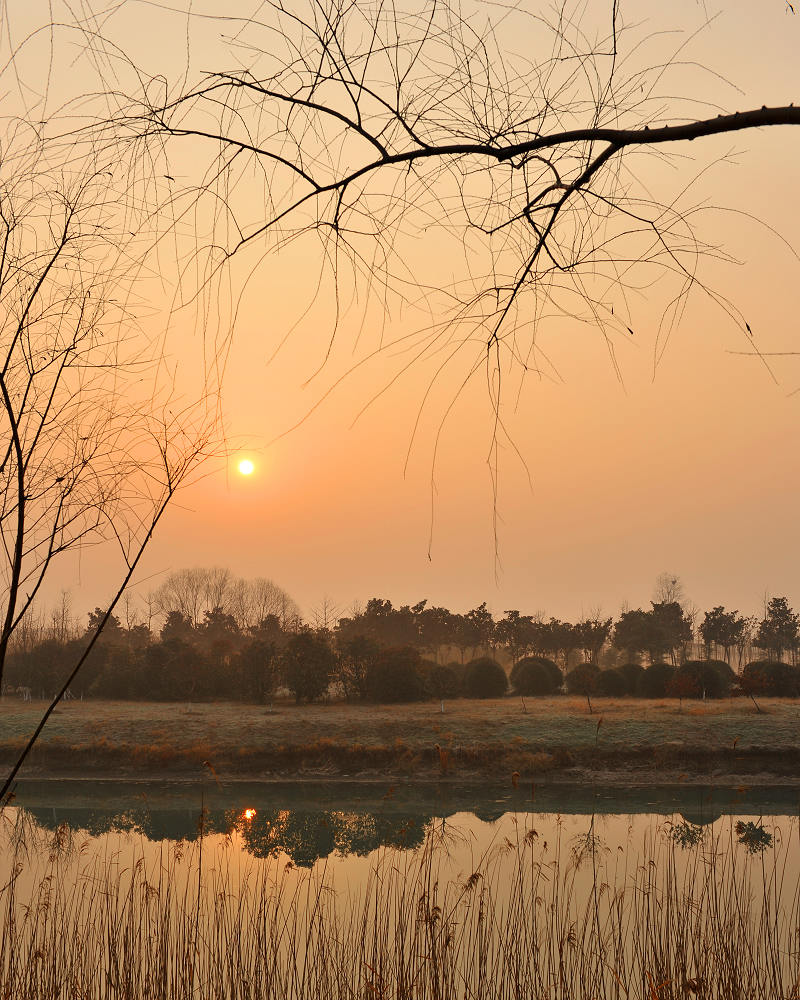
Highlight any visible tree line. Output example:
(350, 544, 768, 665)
(4, 569, 800, 704)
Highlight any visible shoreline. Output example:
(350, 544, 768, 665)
(3, 695, 800, 787)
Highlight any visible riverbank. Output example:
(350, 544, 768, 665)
(2, 695, 799, 783)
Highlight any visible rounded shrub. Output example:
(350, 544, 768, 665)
(511, 656, 561, 696)
(564, 662, 600, 696)
(676, 660, 733, 699)
(636, 662, 677, 698)
(742, 660, 800, 698)
(596, 668, 626, 697)
(421, 660, 460, 699)
(617, 662, 645, 696)
(367, 646, 426, 702)
(463, 657, 508, 698)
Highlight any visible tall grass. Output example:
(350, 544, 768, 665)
(1, 808, 798, 999)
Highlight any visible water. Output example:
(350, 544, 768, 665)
(2, 780, 799, 998)
(9, 778, 799, 863)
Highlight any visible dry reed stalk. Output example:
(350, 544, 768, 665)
(0, 807, 798, 998)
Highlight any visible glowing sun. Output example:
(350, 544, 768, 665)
(238, 459, 255, 476)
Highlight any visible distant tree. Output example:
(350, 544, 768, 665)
(461, 604, 496, 660)
(416, 605, 458, 662)
(200, 605, 241, 670)
(613, 603, 692, 665)
(612, 609, 654, 661)
(700, 607, 750, 664)
(336, 635, 381, 701)
(495, 610, 535, 664)
(337, 598, 419, 649)
(575, 617, 613, 664)
(366, 646, 426, 703)
(234, 639, 280, 703)
(463, 657, 507, 699)
(282, 630, 337, 704)
(754, 597, 800, 663)
(160, 611, 195, 644)
(652, 573, 685, 606)
(86, 609, 124, 643)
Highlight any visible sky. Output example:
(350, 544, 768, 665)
(7, 0, 800, 626)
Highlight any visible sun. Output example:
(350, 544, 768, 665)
(238, 459, 255, 476)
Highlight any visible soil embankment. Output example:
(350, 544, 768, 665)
(2, 696, 800, 784)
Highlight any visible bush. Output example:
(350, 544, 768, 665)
(742, 660, 800, 697)
(282, 631, 337, 703)
(617, 662, 644, 696)
(367, 646, 426, 702)
(420, 660, 460, 699)
(637, 662, 677, 698)
(510, 656, 561, 696)
(463, 657, 508, 698)
(596, 668, 626, 697)
(565, 662, 600, 697)
(675, 659, 733, 699)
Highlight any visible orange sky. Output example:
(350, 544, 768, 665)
(9, 0, 800, 624)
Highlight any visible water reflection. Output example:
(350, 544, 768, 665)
(10, 779, 800, 867)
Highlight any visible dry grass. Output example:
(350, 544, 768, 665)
(2, 696, 800, 779)
(0, 808, 798, 999)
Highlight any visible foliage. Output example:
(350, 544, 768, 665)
(463, 657, 508, 699)
(510, 656, 561, 696)
(281, 631, 337, 704)
(636, 663, 677, 699)
(754, 598, 800, 662)
(741, 660, 800, 698)
(335, 635, 381, 702)
(617, 663, 645, 697)
(669, 821, 705, 848)
(596, 669, 627, 697)
(735, 821, 773, 854)
(674, 660, 734, 700)
(420, 660, 460, 699)
(564, 663, 600, 698)
(700, 607, 750, 661)
(366, 646, 426, 703)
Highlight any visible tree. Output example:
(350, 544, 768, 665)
(700, 607, 750, 664)
(0, 18, 223, 797)
(754, 597, 800, 663)
(335, 635, 381, 702)
(366, 646, 426, 703)
(510, 656, 561, 697)
(652, 574, 685, 607)
(564, 663, 600, 714)
(575, 618, 613, 665)
(613, 602, 692, 665)
(121, 1, 800, 470)
(281, 630, 337, 703)
(463, 657, 508, 699)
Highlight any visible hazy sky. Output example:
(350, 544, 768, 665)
(10, 0, 800, 624)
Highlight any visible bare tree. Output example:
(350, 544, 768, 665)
(120, 1, 800, 402)
(0, 52, 218, 797)
(652, 573, 686, 607)
(155, 568, 300, 631)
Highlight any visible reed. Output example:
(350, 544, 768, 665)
(0, 807, 798, 999)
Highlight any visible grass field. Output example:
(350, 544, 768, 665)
(2, 695, 800, 780)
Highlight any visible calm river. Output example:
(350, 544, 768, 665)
(1, 780, 799, 998)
